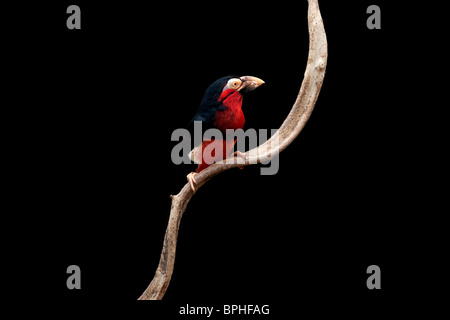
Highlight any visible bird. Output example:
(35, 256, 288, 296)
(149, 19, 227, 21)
(186, 75, 265, 191)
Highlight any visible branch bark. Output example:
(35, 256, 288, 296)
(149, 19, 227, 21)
(138, 0, 328, 300)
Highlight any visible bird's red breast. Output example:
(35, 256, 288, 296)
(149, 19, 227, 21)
(214, 89, 245, 132)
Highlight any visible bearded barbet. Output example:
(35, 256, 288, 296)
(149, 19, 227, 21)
(187, 75, 264, 191)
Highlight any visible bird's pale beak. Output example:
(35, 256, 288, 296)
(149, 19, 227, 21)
(239, 76, 265, 92)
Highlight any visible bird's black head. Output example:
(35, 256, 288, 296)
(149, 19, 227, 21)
(192, 75, 264, 129)
(200, 75, 265, 109)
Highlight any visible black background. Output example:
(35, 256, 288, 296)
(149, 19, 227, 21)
(8, 0, 443, 317)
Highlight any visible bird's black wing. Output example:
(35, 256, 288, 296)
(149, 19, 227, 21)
(191, 105, 219, 133)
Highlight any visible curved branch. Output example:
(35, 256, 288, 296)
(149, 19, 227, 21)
(138, 0, 328, 300)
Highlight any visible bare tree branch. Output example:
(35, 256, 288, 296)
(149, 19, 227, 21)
(138, 0, 328, 300)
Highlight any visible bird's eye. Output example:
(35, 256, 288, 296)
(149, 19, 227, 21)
(227, 78, 242, 90)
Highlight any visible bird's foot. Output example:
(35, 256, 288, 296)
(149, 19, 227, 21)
(233, 151, 246, 170)
(187, 172, 198, 191)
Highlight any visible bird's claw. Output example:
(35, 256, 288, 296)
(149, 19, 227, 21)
(187, 172, 197, 192)
(234, 151, 246, 159)
(233, 151, 246, 169)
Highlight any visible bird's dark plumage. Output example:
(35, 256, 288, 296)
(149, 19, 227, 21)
(192, 75, 237, 132)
